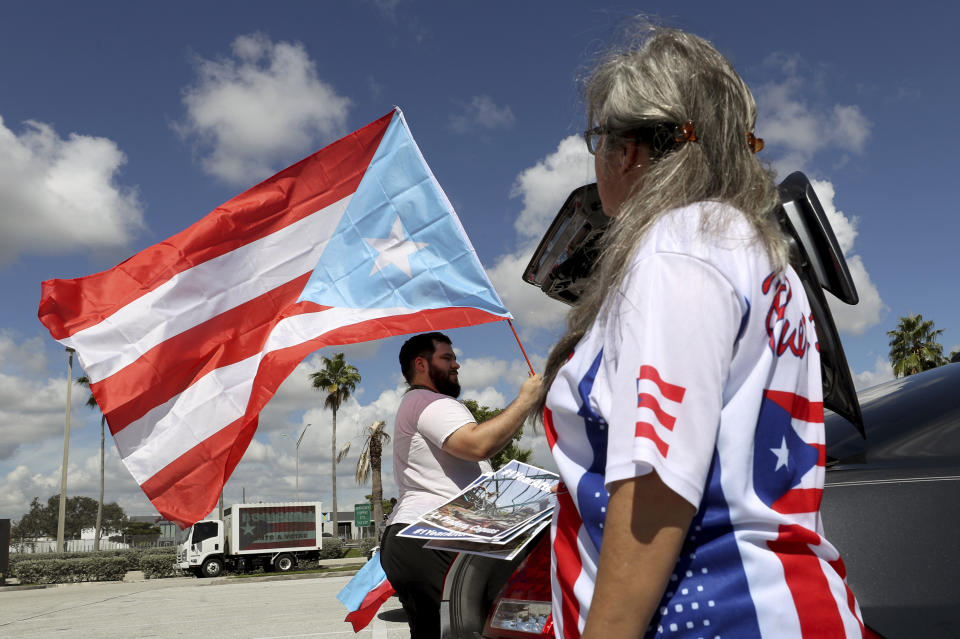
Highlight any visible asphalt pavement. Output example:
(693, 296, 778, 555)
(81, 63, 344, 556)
(0, 569, 410, 638)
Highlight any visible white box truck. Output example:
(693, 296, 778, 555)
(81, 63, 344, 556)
(176, 502, 323, 577)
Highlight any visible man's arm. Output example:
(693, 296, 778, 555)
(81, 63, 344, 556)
(442, 374, 542, 462)
(580, 472, 696, 639)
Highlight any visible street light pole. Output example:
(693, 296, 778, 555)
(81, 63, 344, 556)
(295, 424, 310, 502)
(57, 347, 75, 553)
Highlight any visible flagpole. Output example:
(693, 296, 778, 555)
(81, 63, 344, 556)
(506, 320, 535, 376)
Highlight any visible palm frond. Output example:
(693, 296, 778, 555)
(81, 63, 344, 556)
(336, 441, 351, 463)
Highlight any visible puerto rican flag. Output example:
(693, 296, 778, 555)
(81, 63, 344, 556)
(38, 108, 511, 528)
(337, 554, 395, 632)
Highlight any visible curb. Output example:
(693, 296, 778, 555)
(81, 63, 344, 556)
(0, 562, 367, 591)
(212, 567, 364, 585)
(0, 583, 54, 592)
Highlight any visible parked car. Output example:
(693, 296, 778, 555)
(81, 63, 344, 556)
(440, 176, 959, 638)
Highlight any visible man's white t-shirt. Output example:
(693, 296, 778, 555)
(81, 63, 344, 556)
(546, 202, 864, 638)
(387, 388, 491, 525)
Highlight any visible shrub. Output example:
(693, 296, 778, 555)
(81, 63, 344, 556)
(358, 537, 378, 557)
(140, 552, 184, 579)
(15, 556, 128, 584)
(317, 537, 343, 560)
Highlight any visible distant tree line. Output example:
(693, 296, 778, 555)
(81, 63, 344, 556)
(10, 495, 159, 545)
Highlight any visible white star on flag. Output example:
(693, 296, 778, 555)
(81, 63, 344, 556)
(364, 216, 428, 278)
(771, 437, 790, 471)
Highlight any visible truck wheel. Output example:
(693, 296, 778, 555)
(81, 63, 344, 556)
(274, 553, 295, 572)
(201, 557, 224, 578)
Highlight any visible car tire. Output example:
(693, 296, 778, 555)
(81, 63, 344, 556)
(274, 553, 295, 572)
(201, 557, 223, 578)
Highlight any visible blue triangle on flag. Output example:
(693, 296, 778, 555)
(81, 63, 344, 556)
(298, 110, 509, 317)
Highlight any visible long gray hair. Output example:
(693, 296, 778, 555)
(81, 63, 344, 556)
(535, 24, 788, 417)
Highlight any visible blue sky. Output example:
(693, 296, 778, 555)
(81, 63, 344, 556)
(1, 1, 957, 523)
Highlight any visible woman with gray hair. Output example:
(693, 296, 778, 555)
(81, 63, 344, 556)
(539, 25, 865, 638)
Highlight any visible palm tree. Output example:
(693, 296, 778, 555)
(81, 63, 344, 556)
(309, 353, 361, 539)
(887, 314, 949, 377)
(76, 375, 106, 551)
(355, 420, 391, 537)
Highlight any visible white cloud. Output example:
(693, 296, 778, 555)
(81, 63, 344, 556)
(0, 332, 49, 375)
(177, 33, 351, 185)
(449, 96, 516, 133)
(510, 135, 595, 242)
(0, 439, 155, 521)
(755, 55, 871, 172)
(482, 135, 595, 333)
(0, 116, 143, 266)
(827, 254, 885, 335)
(808, 179, 886, 335)
(488, 247, 570, 334)
(853, 355, 895, 390)
(457, 356, 534, 393)
(809, 180, 857, 254)
(0, 336, 94, 461)
(831, 105, 870, 153)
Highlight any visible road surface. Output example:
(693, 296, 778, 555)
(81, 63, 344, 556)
(0, 572, 409, 638)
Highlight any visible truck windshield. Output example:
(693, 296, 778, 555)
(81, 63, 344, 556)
(190, 521, 218, 545)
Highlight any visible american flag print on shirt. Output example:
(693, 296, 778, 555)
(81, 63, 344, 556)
(634, 364, 687, 458)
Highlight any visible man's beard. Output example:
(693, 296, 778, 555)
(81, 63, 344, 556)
(429, 362, 461, 398)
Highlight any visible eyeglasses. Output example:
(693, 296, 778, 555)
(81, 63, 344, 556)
(584, 121, 698, 155)
(583, 125, 613, 155)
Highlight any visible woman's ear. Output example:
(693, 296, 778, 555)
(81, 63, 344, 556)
(618, 141, 650, 176)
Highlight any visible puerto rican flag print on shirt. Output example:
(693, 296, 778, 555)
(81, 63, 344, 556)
(545, 202, 864, 638)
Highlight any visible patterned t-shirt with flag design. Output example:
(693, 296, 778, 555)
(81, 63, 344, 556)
(545, 201, 865, 638)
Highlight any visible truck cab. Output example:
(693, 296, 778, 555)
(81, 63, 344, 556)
(176, 519, 226, 577)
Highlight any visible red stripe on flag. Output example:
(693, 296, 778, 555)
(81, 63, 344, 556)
(344, 580, 396, 632)
(767, 524, 848, 638)
(635, 421, 669, 457)
(813, 443, 826, 467)
(827, 556, 866, 637)
(38, 112, 394, 340)
(141, 306, 507, 525)
(142, 413, 253, 528)
(765, 390, 824, 423)
(554, 486, 584, 639)
(97, 274, 320, 432)
(770, 488, 823, 514)
(637, 393, 677, 429)
(638, 365, 686, 402)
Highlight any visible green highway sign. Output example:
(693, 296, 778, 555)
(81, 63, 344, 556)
(354, 503, 371, 527)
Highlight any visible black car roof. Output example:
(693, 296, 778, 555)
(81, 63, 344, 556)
(825, 363, 960, 468)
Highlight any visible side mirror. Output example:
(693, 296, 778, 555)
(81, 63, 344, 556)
(521, 183, 609, 305)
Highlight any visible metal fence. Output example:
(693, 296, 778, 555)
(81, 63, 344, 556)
(9, 538, 176, 554)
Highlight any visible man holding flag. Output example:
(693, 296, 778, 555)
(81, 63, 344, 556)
(380, 331, 541, 638)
